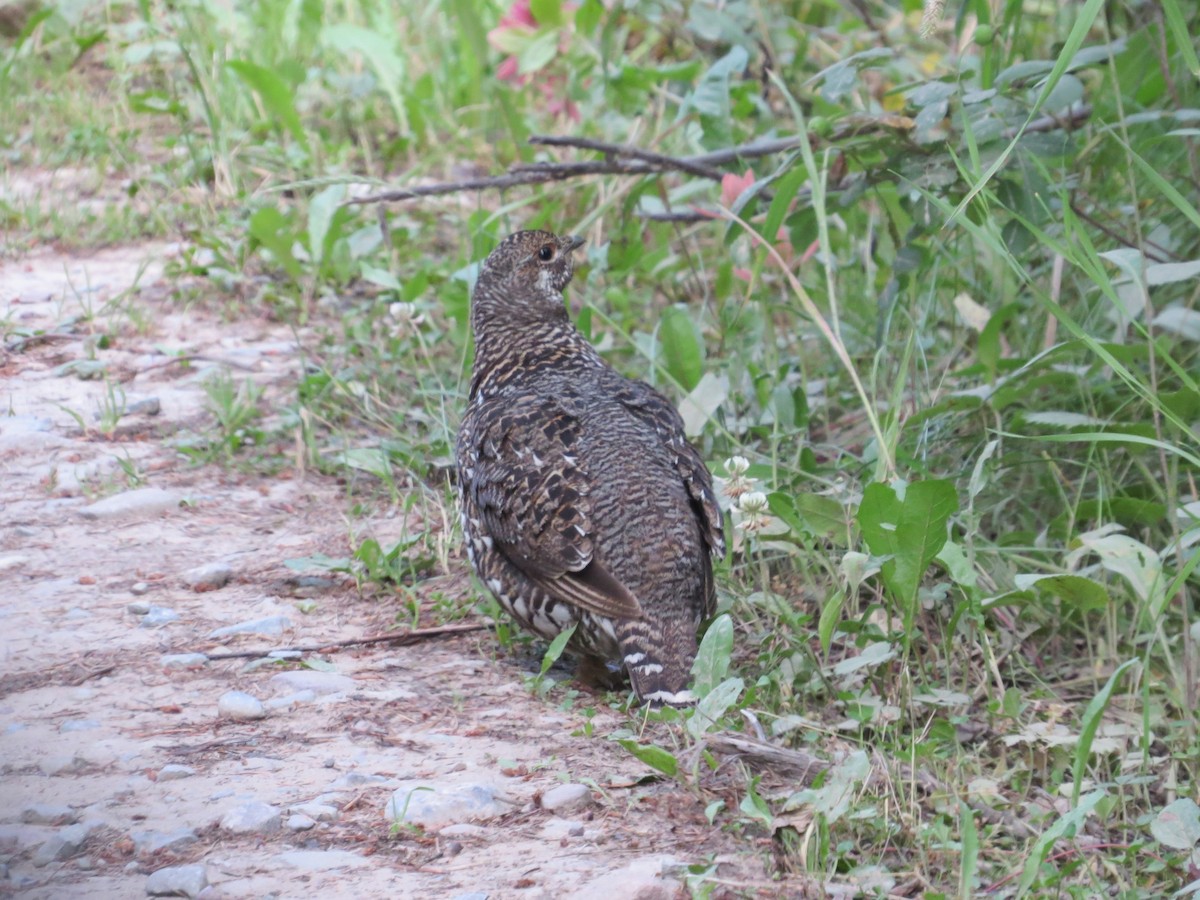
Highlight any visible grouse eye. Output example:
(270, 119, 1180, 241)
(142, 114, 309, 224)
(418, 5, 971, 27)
(538, 244, 556, 262)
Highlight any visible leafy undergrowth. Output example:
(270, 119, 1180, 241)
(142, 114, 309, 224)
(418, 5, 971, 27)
(4, 0, 1198, 894)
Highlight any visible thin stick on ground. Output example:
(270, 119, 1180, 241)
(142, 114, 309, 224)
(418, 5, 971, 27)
(202, 621, 490, 660)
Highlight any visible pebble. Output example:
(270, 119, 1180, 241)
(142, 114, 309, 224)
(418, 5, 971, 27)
(130, 582, 151, 595)
(0, 553, 29, 572)
(208, 615, 290, 638)
(286, 815, 315, 831)
(541, 782, 591, 813)
(32, 822, 96, 867)
(157, 764, 196, 781)
(131, 828, 198, 856)
(128, 397, 161, 416)
(268, 670, 356, 696)
(161, 653, 208, 669)
(289, 802, 337, 822)
(217, 691, 266, 720)
(181, 561, 233, 592)
(329, 772, 390, 789)
(21, 804, 77, 825)
(145, 863, 208, 898)
(386, 783, 510, 830)
(140, 606, 180, 628)
(220, 801, 281, 835)
(127, 600, 152, 615)
(79, 487, 178, 521)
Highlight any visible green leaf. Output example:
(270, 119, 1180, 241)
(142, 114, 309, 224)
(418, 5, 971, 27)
(307, 184, 347, 265)
(247, 206, 303, 279)
(1013, 574, 1109, 612)
(574, 0, 603, 32)
(681, 45, 748, 146)
(1072, 659, 1137, 805)
(959, 801, 978, 900)
(284, 554, 351, 573)
(225, 60, 310, 156)
(322, 24, 408, 133)
(687, 676, 744, 740)
(691, 614, 733, 696)
(617, 740, 678, 777)
(517, 29, 559, 74)
(529, 0, 563, 26)
(817, 590, 844, 656)
(658, 305, 704, 391)
(1150, 798, 1200, 850)
(1017, 791, 1105, 895)
(540, 623, 576, 675)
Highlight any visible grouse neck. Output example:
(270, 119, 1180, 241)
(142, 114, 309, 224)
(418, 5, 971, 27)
(469, 316, 605, 400)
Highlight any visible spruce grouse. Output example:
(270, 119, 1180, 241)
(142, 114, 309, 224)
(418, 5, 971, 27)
(456, 229, 725, 706)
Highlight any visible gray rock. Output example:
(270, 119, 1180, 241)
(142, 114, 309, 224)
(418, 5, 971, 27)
(181, 562, 232, 592)
(21, 804, 77, 825)
(329, 771, 390, 789)
(60, 719, 100, 733)
(386, 783, 511, 830)
(217, 691, 265, 721)
(286, 815, 315, 831)
(573, 856, 684, 900)
(132, 828, 198, 856)
(161, 653, 207, 669)
(140, 606, 180, 628)
(0, 823, 53, 851)
(128, 600, 152, 615)
(79, 487, 178, 521)
(157, 765, 196, 781)
(541, 782, 591, 813)
(268, 670, 356, 696)
(145, 863, 208, 898)
(128, 397, 161, 417)
(272, 850, 366, 871)
(288, 802, 337, 822)
(208, 615, 290, 638)
(220, 801, 280, 835)
(32, 822, 94, 866)
(131, 582, 151, 595)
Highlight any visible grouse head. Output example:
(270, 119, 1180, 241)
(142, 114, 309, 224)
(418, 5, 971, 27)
(478, 230, 584, 297)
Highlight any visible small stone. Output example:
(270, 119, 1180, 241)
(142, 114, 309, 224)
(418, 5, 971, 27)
(386, 783, 511, 830)
(217, 691, 266, 721)
(541, 782, 591, 813)
(21, 804, 77, 825)
(286, 815, 315, 831)
(220, 801, 281, 835)
(208, 615, 290, 638)
(79, 487, 178, 521)
(289, 802, 338, 823)
(161, 653, 208, 670)
(130, 582, 151, 595)
(131, 828, 198, 856)
(32, 823, 94, 867)
(128, 397, 161, 416)
(181, 562, 232, 592)
(127, 600, 152, 615)
(329, 772, 390, 789)
(268, 670, 356, 696)
(157, 765, 196, 781)
(140, 607, 180, 628)
(145, 863, 208, 898)
(60, 719, 100, 733)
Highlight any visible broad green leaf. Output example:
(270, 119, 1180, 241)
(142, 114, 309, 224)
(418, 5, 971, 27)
(691, 614, 733, 695)
(247, 206, 302, 279)
(539, 623, 576, 675)
(1013, 574, 1109, 612)
(529, 0, 563, 26)
(658, 305, 704, 391)
(817, 589, 845, 656)
(1072, 659, 1137, 804)
(1017, 790, 1105, 895)
(307, 184, 346, 265)
(1150, 798, 1200, 850)
(225, 60, 309, 155)
(618, 740, 678, 777)
(687, 676, 744, 740)
(517, 29, 559, 74)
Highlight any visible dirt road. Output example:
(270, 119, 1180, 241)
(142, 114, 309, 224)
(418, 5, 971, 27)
(0, 246, 769, 898)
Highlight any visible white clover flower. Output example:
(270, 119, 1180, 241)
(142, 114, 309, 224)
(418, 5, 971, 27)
(725, 455, 750, 476)
(737, 491, 769, 514)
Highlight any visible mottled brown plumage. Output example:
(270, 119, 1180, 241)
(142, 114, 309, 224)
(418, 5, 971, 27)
(456, 230, 724, 705)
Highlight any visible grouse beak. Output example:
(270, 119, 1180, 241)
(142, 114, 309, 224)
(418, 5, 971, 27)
(564, 235, 585, 253)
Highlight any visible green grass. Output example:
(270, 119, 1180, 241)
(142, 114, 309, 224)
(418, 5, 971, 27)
(3, 0, 1198, 893)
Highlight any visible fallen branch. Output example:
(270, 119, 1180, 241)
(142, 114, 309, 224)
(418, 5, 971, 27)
(202, 621, 489, 661)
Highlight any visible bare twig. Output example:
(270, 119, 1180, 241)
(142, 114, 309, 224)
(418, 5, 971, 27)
(133, 354, 260, 376)
(529, 135, 725, 180)
(202, 621, 489, 661)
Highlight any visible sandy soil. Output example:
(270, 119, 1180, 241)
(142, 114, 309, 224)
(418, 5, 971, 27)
(0, 245, 778, 899)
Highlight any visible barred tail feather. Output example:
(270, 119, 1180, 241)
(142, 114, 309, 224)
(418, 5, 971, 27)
(617, 620, 698, 708)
